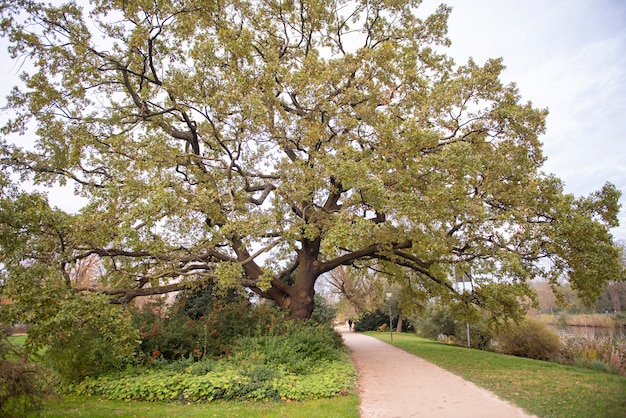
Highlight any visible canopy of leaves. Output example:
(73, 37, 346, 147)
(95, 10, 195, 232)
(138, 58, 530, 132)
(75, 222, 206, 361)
(0, 0, 622, 326)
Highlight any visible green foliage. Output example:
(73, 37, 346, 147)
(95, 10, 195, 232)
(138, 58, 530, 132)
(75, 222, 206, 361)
(132, 298, 286, 361)
(132, 299, 208, 361)
(229, 322, 345, 375)
(0, 334, 51, 417)
(7, 293, 139, 382)
(70, 359, 355, 403)
(354, 310, 389, 332)
(417, 304, 493, 348)
(456, 321, 494, 350)
(42, 294, 139, 383)
(495, 317, 560, 360)
(0, 0, 620, 322)
(179, 287, 243, 320)
(66, 323, 354, 403)
(418, 305, 457, 338)
(309, 294, 337, 325)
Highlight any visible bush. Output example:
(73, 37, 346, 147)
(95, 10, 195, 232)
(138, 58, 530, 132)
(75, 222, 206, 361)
(132, 298, 287, 362)
(557, 335, 626, 375)
(454, 321, 494, 350)
(132, 299, 206, 362)
(230, 322, 345, 374)
(354, 310, 389, 332)
(69, 322, 354, 402)
(40, 294, 139, 383)
(418, 305, 456, 339)
(0, 335, 52, 417)
(495, 317, 560, 360)
(309, 294, 337, 325)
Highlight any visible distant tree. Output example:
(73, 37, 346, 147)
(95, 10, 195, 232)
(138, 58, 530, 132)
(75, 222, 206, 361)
(0, 0, 622, 332)
(534, 281, 558, 314)
(597, 241, 626, 312)
(326, 266, 386, 316)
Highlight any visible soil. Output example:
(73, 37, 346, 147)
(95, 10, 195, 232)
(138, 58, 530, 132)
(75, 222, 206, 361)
(340, 327, 537, 418)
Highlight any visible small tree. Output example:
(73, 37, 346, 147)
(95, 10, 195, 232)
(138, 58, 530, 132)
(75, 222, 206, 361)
(40, 293, 139, 383)
(0, 334, 51, 417)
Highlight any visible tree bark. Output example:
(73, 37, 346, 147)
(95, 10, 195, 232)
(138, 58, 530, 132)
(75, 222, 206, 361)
(283, 238, 321, 319)
(396, 314, 403, 333)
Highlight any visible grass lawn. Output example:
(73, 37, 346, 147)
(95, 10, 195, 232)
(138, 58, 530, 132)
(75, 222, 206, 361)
(41, 394, 360, 418)
(367, 332, 626, 418)
(7, 334, 27, 345)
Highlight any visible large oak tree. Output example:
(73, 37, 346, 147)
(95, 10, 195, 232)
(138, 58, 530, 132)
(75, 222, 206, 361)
(0, 0, 622, 324)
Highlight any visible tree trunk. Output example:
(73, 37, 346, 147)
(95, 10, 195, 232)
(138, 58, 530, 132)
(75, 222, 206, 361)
(288, 287, 315, 319)
(395, 314, 403, 333)
(288, 254, 318, 319)
(286, 239, 321, 319)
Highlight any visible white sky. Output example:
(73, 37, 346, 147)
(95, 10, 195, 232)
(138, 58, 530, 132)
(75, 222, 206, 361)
(1, 0, 625, 241)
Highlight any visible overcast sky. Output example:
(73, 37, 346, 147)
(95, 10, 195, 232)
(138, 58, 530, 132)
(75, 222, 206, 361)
(2, 0, 625, 241)
(433, 0, 626, 241)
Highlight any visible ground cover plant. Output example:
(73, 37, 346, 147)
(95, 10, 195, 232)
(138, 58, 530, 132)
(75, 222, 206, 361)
(70, 356, 355, 403)
(6, 296, 357, 412)
(367, 332, 626, 418)
(51, 299, 357, 404)
(67, 321, 355, 403)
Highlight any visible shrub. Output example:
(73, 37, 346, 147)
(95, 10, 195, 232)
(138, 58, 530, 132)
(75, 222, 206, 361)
(65, 305, 354, 403)
(558, 335, 626, 375)
(309, 294, 337, 325)
(132, 298, 288, 362)
(0, 335, 52, 417)
(39, 294, 139, 383)
(132, 299, 206, 361)
(454, 321, 494, 350)
(230, 322, 345, 374)
(354, 310, 388, 332)
(69, 323, 354, 403)
(418, 305, 456, 339)
(495, 317, 560, 360)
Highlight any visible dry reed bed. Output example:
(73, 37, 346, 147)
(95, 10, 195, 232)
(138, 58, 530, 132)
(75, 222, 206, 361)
(539, 314, 616, 328)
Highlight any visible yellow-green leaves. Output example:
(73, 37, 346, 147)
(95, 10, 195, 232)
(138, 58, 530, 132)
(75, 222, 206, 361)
(0, 0, 621, 321)
(214, 262, 244, 291)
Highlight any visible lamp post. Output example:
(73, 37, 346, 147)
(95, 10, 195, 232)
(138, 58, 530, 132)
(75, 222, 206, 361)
(386, 292, 393, 343)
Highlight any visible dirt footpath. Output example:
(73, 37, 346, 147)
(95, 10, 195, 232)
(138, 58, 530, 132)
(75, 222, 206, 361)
(340, 329, 537, 418)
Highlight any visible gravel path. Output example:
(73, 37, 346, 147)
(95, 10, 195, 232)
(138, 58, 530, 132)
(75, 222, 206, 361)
(340, 328, 537, 418)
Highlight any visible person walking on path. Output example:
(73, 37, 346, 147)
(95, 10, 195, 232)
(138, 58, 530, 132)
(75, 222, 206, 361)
(340, 328, 537, 418)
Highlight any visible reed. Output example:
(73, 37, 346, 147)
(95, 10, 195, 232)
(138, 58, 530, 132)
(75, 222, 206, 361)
(539, 313, 615, 328)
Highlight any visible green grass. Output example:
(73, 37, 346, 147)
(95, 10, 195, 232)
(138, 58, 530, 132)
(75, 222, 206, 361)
(367, 332, 626, 418)
(7, 334, 27, 346)
(41, 394, 359, 417)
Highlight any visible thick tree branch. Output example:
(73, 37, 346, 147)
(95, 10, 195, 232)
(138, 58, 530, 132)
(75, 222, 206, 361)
(318, 241, 412, 274)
